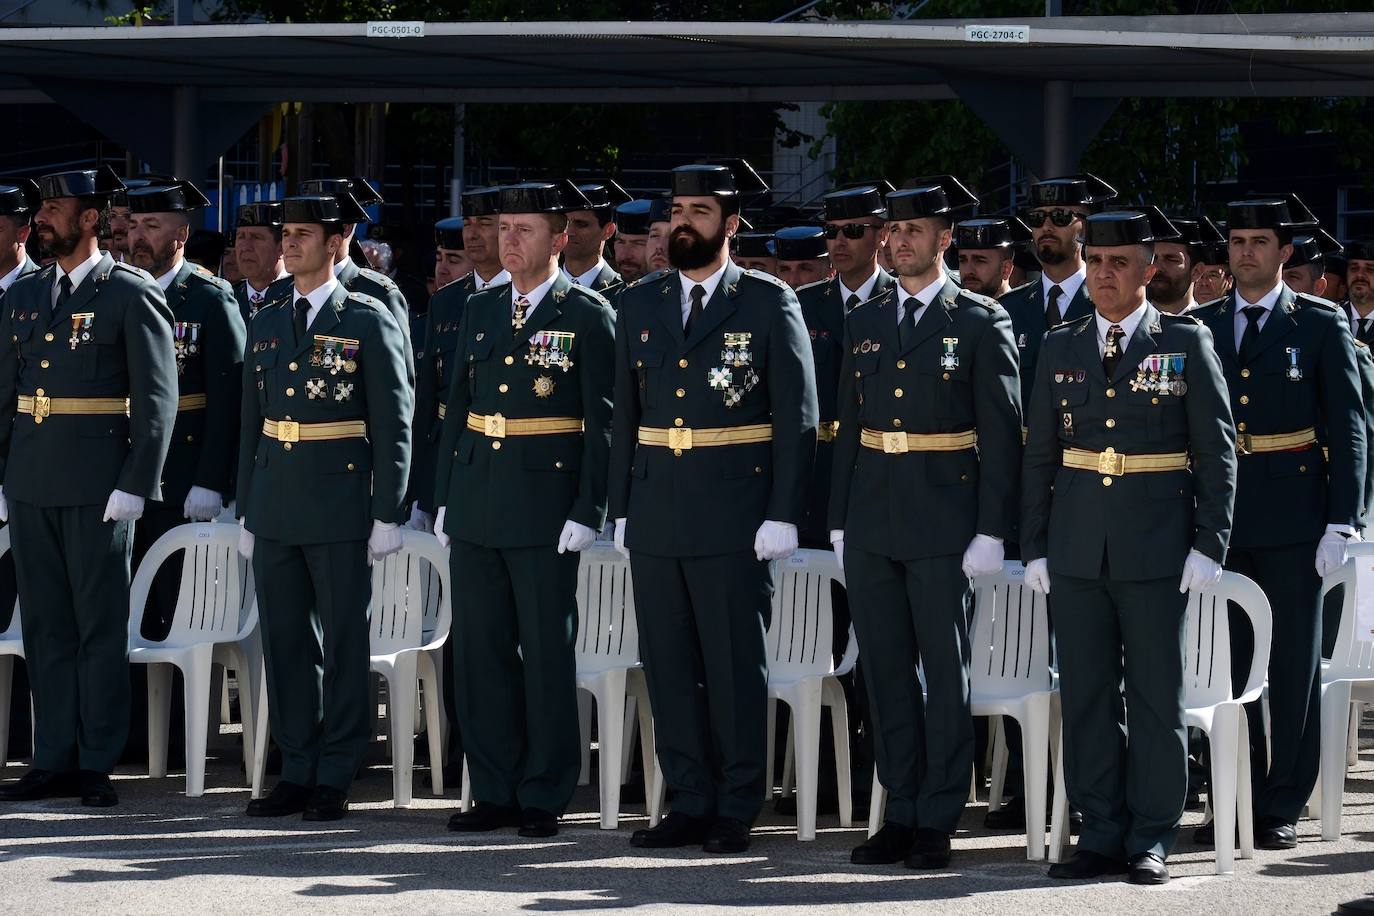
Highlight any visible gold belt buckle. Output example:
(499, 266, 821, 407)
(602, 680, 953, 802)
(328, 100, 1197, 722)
(882, 431, 908, 454)
(668, 427, 693, 451)
(485, 414, 506, 439)
(1236, 433, 1252, 455)
(1097, 448, 1125, 476)
(32, 395, 50, 421)
(277, 420, 300, 444)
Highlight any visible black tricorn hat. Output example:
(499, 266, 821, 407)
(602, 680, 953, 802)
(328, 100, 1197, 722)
(1167, 214, 1225, 257)
(773, 225, 829, 261)
(671, 159, 768, 199)
(461, 186, 502, 219)
(127, 179, 212, 213)
(498, 179, 592, 214)
(299, 176, 383, 207)
(281, 195, 348, 226)
(434, 216, 464, 250)
(1027, 173, 1117, 212)
(0, 179, 41, 217)
(111, 174, 176, 208)
(1285, 228, 1343, 269)
(887, 175, 978, 222)
(614, 199, 653, 236)
(954, 216, 1031, 251)
(576, 179, 633, 213)
(822, 180, 896, 222)
(1104, 205, 1180, 243)
(733, 232, 775, 259)
(1227, 193, 1319, 232)
(236, 201, 283, 229)
(37, 165, 125, 202)
(648, 196, 672, 225)
(1344, 239, 1374, 263)
(1082, 209, 1179, 247)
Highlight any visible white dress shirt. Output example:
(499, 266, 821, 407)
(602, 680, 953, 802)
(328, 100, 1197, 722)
(293, 275, 340, 330)
(53, 250, 103, 307)
(678, 260, 730, 327)
(1094, 300, 1149, 358)
(0, 260, 25, 295)
(1347, 302, 1374, 338)
(896, 276, 946, 327)
(474, 268, 511, 291)
(839, 266, 881, 307)
(1233, 283, 1282, 350)
(511, 269, 560, 325)
(1043, 265, 1087, 316)
(155, 258, 184, 293)
(244, 277, 277, 307)
(563, 259, 606, 289)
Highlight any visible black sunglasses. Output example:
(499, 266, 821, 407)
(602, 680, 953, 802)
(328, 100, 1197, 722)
(1024, 209, 1087, 228)
(823, 223, 882, 240)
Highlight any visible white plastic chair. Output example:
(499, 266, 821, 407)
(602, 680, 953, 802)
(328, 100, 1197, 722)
(210, 551, 263, 777)
(1047, 571, 1271, 874)
(1318, 547, 1374, 840)
(574, 544, 656, 829)
(127, 523, 256, 797)
(0, 529, 26, 767)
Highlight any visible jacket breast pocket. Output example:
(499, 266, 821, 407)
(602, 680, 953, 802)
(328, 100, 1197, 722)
(631, 347, 664, 408)
(255, 349, 278, 409)
(466, 335, 496, 397)
(853, 352, 880, 400)
(84, 314, 119, 381)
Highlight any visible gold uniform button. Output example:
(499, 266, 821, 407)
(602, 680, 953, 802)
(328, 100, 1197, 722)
(498, 383, 509, 393)
(44, 332, 54, 342)
(637, 360, 644, 368)
(555, 460, 564, 469)
(492, 441, 502, 450)
(676, 388, 686, 398)
(854, 371, 861, 379)
(1151, 397, 1160, 405)
(1105, 418, 1116, 428)
(674, 418, 684, 427)
(347, 463, 355, 471)
(960, 473, 969, 481)
(1238, 421, 1247, 432)
(894, 388, 904, 398)
(678, 358, 689, 368)
(35, 388, 43, 396)
(39, 359, 48, 368)
(893, 418, 902, 427)
(504, 356, 515, 365)
(256, 365, 262, 373)
(1240, 368, 1251, 378)
(673, 448, 683, 457)
(286, 387, 295, 396)
(896, 360, 906, 370)
(283, 442, 292, 451)
(186, 435, 194, 443)
(1060, 399, 1069, 407)
(1299, 465, 1307, 473)
(942, 372, 950, 381)
(1102, 476, 1113, 486)
(1239, 394, 1249, 405)
(288, 361, 298, 371)
(1106, 388, 1116, 398)
(755, 466, 763, 474)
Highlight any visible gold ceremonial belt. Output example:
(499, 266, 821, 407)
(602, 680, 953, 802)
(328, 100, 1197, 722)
(466, 412, 583, 439)
(817, 421, 839, 443)
(262, 418, 367, 444)
(1063, 447, 1188, 476)
(859, 428, 976, 455)
(437, 402, 447, 420)
(177, 394, 207, 411)
(1235, 427, 1316, 456)
(638, 423, 772, 452)
(18, 393, 127, 423)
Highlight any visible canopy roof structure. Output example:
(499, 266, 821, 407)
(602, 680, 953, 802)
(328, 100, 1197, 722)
(1, 14, 1371, 177)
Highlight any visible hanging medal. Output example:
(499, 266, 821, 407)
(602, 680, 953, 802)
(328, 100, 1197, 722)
(187, 322, 200, 355)
(1170, 354, 1187, 395)
(342, 341, 358, 373)
(940, 337, 959, 371)
(1286, 347, 1302, 381)
(1155, 354, 1172, 396)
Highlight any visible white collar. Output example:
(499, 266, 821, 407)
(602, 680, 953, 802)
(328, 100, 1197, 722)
(56, 250, 104, 293)
(1043, 265, 1087, 310)
(0, 260, 24, 293)
(294, 274, 339, 312)
(839, 265, 881, 305)
(679, 259, 731, 309)
(898, 275, 946, 312)
(474, 268, 510, 290)
(1094, 299, 1150, 347)
(563, 259, 605, 289)
(1236, 282, 1283, 314)
(155, 258, 184, 292)
(332, 258, 347, 278)
(511, 269, 560, 313)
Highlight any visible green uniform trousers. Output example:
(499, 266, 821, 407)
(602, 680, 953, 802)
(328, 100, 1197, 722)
(631, 550, 773, 825)
(1053, 572, 1187, 860)
(252, 536, 371, 791)
(1226, 541, 1322, 824)
(845, 546, 973, 833)
(450, 540, 581, 814)
(10, 499, 134, 774)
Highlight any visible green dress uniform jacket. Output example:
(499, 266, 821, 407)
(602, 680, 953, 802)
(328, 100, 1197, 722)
(574, 261, 623, 299)
(795, 268, 896, 546)
(0, 256, 40, 301)
(1000, 275, 1093, 412)
(412, 274, 477, 513)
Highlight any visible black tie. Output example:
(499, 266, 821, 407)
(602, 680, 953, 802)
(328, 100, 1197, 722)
(1238, 305, 1265, 365)
(1361, 317, 1372, 344)
(845, 293, 861, 313)
(1046, 284, 1064, 327)
(684, 284, 705, 337)
(294, 297, 310, 345)
(899, 298, 919, 350)
(1103, 324, 1125, 378)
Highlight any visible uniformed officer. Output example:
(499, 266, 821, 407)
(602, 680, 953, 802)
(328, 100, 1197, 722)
(1282, 229, 1343, 300)
(731, 228, 777, 276)
(954, 216, 1030, 300)
(1192, 195, 1366, 850)
(433, 216, 471, 291)
(609, 161, 817, 854)
(0, 166, 178, 807)
(1193, 242, 1234, 304)
(462, 186, 513, 292)
(774, 225, 834, 290)
(1000, 173, 1117, 414)
(432, 180, 615, 839)
(564, 180, 631, 296)
(103, 175, 167, 264)
(1023, 210, 1236, 884)
(1146, 214, 1225, 315)
(1345, 240, 1374, 346)
(1325, 252, 1349, 305)
(835, 176, 1021, 870)
(237, 194, 412, 822)
(233, 201, 287, 321)
(613, 199, 652, 285)
(644, 196, 672, 275)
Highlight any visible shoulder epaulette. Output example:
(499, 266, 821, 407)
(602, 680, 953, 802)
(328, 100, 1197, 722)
(742, 268, 788, 289)
(357, 266, 397, 290)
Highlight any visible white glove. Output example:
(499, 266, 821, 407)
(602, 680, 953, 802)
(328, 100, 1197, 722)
(408, 503, 434, 533)
(754, 520, 799, 562)
(103, 489, 145, 522)
(434, 506, 450, 548)
(830, 529, 845, 572)
(556, 519, 596, 554)
(182, 486, 222, 522)
(1025, 558, 1051, 595)
(961, 533, 1005, 579)
(368, 520, 403, 564)
(0, 486, 8, 524)
(1178, 548, 1224, 594)
(1316, 528, 1355, 578)
(237, 518, 254, 561)
(613, 517, 629, 559)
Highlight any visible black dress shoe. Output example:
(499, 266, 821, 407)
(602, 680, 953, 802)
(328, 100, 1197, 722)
(904, 827, 951, 869)
(850, 822, 915, 865)
(1127, 852, 1170, 885)
(1047, 850, 1127, 880)
(448, 801, 521, 832)
(1256, 816, 1297, 850)
(245, 780, 313, 817)
(702, 816, 751, 854)
(1337, 897, 1374, 914)
(0, 768, 79, 801)
(303, 785, 349, 822)
(984, 795, 1027, 830)
(78, 771, 118, 807)
(630, 811, 712, 848)
(517, 807, 558, 838)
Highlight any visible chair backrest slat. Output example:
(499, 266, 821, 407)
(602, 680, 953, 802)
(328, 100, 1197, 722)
(970, 564, 1052, 698)
(575, 545, 639, 675)
(766, 551, 840, 682)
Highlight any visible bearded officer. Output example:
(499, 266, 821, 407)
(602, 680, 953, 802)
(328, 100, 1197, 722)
(610, 161, 818, 854)
(613, 199, 652, 285)
(836, 176, 1021, 870)
(237, 194, 411, 822)
(0, 166, 177, 807)
(1024, 210, 1236, 885)
(955, 217, 1031, 300)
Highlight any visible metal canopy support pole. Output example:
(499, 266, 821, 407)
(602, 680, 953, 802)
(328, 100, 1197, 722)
(1042, 80, 1072, 180)
(173, 86, 198, 181)
(451, 103, 465, 217)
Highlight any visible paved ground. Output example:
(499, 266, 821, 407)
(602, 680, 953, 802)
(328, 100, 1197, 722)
(2, 712, 1372, 915)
